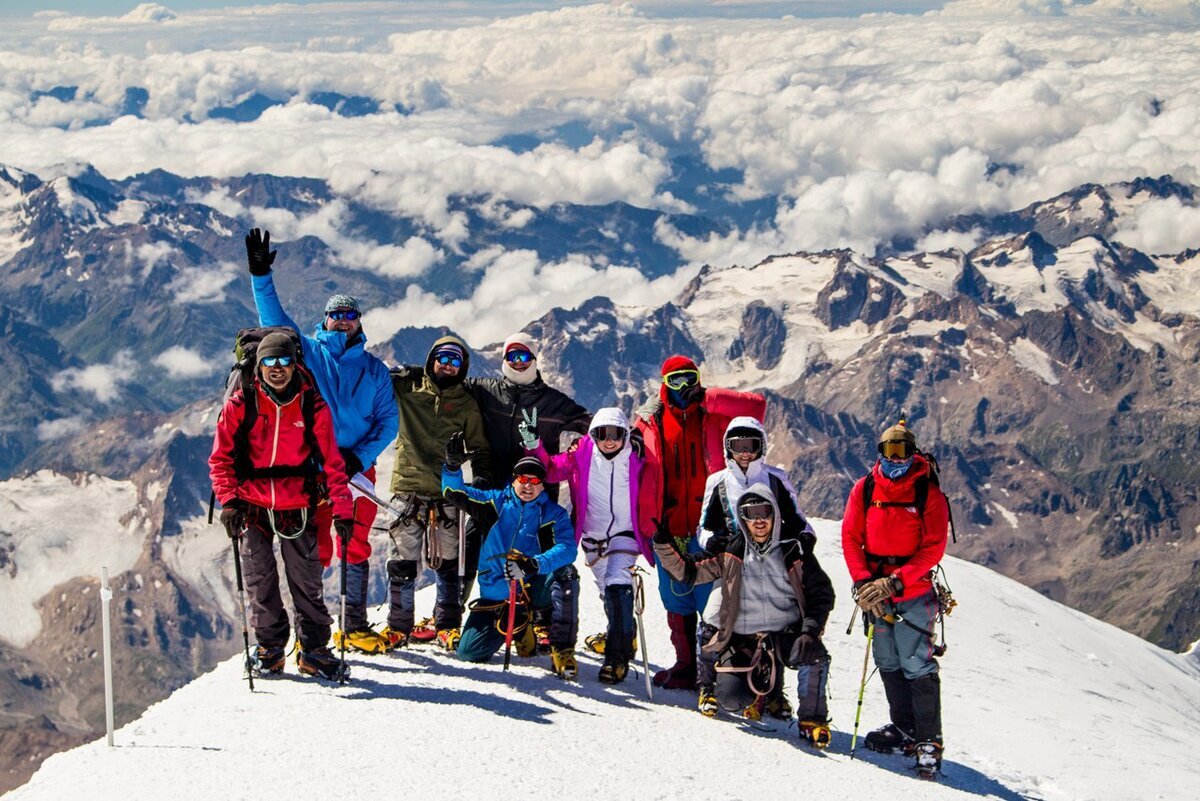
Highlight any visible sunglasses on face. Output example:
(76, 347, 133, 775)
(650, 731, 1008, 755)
(327, 310, 361, 321)
(435, 354, 463, 368)
(514, 474, 543, 486)
(261, 356, 294, 368)
(879, 440, 914, 460)
(662, 369, 700, 391)
(739, 502, 774, 521)
(505, 350, 533, 364)
(591, 425, 627, 443)
(726, 436, 763, 455)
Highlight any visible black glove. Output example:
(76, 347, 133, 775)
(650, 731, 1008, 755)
(220, 499, 247, 539)
(629, 427, 644, 459)
(339, 448, 363, 477)
(444, 431, 470, 470)
(245, 228, 276, 276)
(503, 552, 538, 582)
(796, 633, 818, 664)
(651, 518, 673, 545)
(334, 518, 354, 545)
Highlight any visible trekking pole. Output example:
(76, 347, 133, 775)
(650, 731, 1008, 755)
(849, 619, 875, 759)
(845, 604, 859, 637)
(230, 537, 255, 692)
(502, 579, 518, 672)
(100, 567, 115, 746)
(631, 566, 653, 700)
(457, 512, 466, 580)
(338, 527, 350, 685)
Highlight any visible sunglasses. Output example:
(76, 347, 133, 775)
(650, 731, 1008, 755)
(663, 369, 700, 391)
(327, 309, 361, 321)
(726, 436, 763, 455)
(738, 502, 774, 521)
(435, 354, 463, 368)
(591, 425, 627, 443)
(261, 356, 294, 368)
(505, 350, 533, 364)
(514, 474, 543, 486)
(879, 440, 914, 460)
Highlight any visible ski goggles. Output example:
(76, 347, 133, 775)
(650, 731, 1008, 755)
(738, 501, 774, 521)
(505, 349, 534, 364)
(260, 356, 294, 367)
(879, 440, 915, 460)
(726, 435, 763, 455)
(514, 474, 543, 486)
(662, 369, 700, 391)
(591, 425, 627, 443)
(327, 309, 361, 321)
(434, 354, 463, 368)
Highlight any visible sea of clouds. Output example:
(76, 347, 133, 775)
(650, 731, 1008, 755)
(1, 0, 1198, 350)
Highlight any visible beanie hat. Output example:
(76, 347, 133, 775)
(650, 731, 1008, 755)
(503, 332, 537, 360)
(661, 354, 698, 376)
(512, 455, 547, 480)
(878, 420, 917, 450)
(324, 294, 360, 314)
(432, 343, 465, 361)
(257, 332, 297, 364)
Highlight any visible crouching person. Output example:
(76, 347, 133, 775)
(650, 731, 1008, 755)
(209, 332, 355, 681)
(441, 439, 577, 666)
(653, 483, 835, 742)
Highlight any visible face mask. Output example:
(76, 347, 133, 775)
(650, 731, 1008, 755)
(879, 457, 914, 480)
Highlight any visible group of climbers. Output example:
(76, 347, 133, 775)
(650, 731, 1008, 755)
(208, 229, 951, 778)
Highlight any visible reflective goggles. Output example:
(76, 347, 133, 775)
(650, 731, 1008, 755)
(738, 501, 774, 521)
(327, 309, 361, 321)
(878, 440, 915, 460)
(514, 474, 543, 486)
(434, 354, 463, 368)
(726, 435, 763, 455)
(591, 425, 627, 443)
(505, 350, 534, 364)
(662, 369, 700, 391)
(261, 356, 294, 368)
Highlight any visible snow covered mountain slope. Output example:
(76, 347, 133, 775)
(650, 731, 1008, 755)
(9, 521, 1199, 801)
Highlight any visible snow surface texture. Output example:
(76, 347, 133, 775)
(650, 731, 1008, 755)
(10, 520, 1199, 801)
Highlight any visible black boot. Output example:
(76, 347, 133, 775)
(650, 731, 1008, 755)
(865, 670, 917, 753)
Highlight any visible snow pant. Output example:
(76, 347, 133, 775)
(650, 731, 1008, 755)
(458, 515, 482, 605)
(656, 536, 714, 614)
(239, 506, 332, 651)
(456, 596, 520, 663)
(873, 590, 942, 744)
(316, 466, 378, 630)
(714, 629, 830, 720)
(602, 584, 636, 662)
(530, 565, 579, 649)
(386, 493, 464, 631)
(697, 579, 724, 688)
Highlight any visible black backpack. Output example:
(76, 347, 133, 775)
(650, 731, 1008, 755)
(207, 327, 326, 522)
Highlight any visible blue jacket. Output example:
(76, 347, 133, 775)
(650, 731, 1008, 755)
(442, 467, 576, 602)
(251, 274, 398, 468)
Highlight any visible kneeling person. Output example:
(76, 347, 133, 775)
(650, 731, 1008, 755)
(209, 333, 355, 681)
(654, 483, 835, 741)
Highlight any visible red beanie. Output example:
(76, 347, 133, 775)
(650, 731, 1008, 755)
(661, 354, 698, 375)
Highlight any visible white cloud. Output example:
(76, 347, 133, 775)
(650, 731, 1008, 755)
(1112, 196, 1200, 254)
(151, 346, 216, 379)
(917, 226, 985, 253)
(166, 260, 238, 304)
(36, 416, 87, 441)
(51, 351, 137, 403)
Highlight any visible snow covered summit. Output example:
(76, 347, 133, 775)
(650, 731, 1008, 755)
(9, 520, 1198, 801)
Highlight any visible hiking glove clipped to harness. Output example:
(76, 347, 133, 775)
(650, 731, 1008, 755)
(245, 228, 276, 276)
(333, 518, 354, 546)
(855, 575, 898, 618)
(220, 499, 248, 539)
(339, 448, 363, 478)
(503, 553, 538, 582)
(444, 431, 472, 471)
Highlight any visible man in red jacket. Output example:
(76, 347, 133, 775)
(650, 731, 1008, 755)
(635, 355, 766, 689)
(841, 419, 949, 778)
(209, 332, 355, 681)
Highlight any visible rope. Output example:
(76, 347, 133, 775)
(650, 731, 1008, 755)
(715, 631, 778, 699)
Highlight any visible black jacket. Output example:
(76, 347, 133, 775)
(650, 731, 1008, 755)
(464, 374, 590, 479)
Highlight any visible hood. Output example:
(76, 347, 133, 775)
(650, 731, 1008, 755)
(312, 323, 366, 358)
(658, 354, 704, 410)
(588, 406, 631, 459)
(737, 481, 781, 559)
(425, 335, 471, 387)
(723, 415, 767, 479)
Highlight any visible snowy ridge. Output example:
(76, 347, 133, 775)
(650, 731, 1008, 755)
(9, 521, 1199, 801)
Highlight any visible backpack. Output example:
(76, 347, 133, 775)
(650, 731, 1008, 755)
(207, 326, 326, 522)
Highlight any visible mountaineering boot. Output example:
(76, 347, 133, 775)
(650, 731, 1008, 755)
(436, 628, 461, 651)
(251, 644, 286, 676)
(653, 612, 697, 690)
(534, 625, 551, 654)
(697, 684, 718, 718)
(799, 720, 832, 749)
(378, 625, 408, 650)
(334, 626, 390, 655)
(514, 623, 538, 658)
(550, 646, 578, 680)
(598, 656, 629, 685)
(742, 695, 765, 722)
(865, 723, 916, 755)
(585, 632, 608, 654)
(410, 617, 437, 643)
(297, 646, 349, 681)
(915, 741, 943, 780)
(764, 688, 793, 721)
